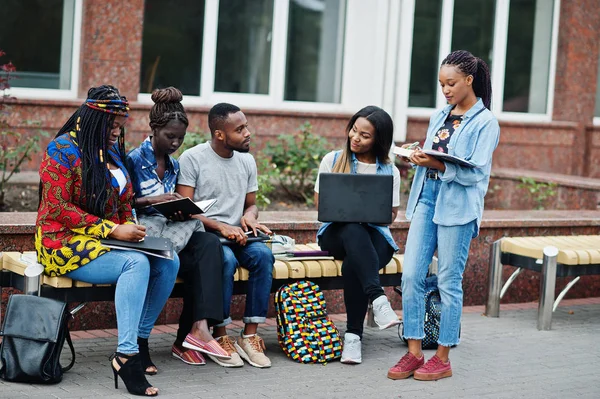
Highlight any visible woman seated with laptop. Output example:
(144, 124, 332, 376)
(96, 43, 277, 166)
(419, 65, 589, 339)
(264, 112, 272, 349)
(313, 105, 401, 365)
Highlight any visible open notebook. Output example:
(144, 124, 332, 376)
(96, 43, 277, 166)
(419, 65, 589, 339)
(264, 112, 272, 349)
(393, 146, 476, 168)
(147, 198, 217, 219)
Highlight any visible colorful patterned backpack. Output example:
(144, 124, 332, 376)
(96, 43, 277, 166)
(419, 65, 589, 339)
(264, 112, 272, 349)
(275, 280, 343, 364)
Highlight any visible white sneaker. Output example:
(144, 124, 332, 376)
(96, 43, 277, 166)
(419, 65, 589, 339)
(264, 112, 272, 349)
(372, 295, 401, 330)
(340, 333, 362, 364)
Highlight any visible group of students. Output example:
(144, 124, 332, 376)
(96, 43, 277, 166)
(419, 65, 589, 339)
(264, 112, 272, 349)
(34, 50, 499, 396)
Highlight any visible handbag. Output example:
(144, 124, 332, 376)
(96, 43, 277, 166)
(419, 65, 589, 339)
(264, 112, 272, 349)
(0, 294, 76, 383)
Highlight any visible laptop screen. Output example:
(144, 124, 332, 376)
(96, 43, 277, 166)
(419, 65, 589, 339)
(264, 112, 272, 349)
(317, 173, 393, 224)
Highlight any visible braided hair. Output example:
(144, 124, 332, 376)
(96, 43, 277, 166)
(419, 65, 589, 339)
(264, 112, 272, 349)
(149, 87, 189, 131)
(53, 85, 128, 217)
(441, 50, 492, 109)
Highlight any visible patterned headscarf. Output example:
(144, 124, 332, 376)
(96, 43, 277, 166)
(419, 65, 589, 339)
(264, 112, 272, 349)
(85, 98, 130, 117)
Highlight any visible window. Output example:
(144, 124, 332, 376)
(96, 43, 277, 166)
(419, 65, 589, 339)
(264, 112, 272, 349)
(284, 0, 345, 103)
(139, 0, 349, 109)
(503, 0, 554, 113)
(0, 0, 76, 90)
(407, 0, 557, 117)
(140, 0, 205, 95)
(408, 0, 443, 108)
(450, 0, 495, 69)
(214, 0, 274, 94)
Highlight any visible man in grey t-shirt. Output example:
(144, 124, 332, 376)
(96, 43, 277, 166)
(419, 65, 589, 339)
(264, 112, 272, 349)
(177, 103, 274, 369)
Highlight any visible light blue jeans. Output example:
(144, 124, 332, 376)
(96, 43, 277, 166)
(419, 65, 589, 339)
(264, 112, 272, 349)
(215, 241, 274, 327)
(401, 178, 475, 347)
(66, 250, 179, 354)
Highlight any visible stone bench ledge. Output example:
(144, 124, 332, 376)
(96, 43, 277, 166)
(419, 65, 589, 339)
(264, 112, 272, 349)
(3, 210, 600, 236)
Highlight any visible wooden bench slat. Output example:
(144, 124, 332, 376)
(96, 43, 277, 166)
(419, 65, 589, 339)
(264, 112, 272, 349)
(501, 235, 600, 265)
(318, 260, 338, 277)
(238, 267, 249, 281)
(296, 260, 322, 278)
(273, 260, 289, 279)
(280, 259, 305, 278)
(41, 275, 73, 288)
(3, 252, 27, 275)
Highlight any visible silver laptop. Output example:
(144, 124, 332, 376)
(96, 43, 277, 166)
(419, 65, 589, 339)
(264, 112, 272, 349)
(317, 173, 393, 224)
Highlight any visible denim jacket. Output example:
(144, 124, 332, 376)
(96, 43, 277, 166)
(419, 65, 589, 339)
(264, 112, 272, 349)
(316, 151, 399, 252)
(405, 98, 500, 237)
(126, 138, 179, 215)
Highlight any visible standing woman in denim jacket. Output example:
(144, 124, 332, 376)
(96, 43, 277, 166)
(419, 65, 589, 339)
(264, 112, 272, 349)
(314, 106, 402, 365)
(387, 50, 500, 381)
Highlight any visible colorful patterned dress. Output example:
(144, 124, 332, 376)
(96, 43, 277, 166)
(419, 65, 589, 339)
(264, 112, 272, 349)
(35, 131, 135, 276)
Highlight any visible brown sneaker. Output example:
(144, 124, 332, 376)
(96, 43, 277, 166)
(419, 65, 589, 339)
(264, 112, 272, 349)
(208, 336, 244, 368)
(234, 334, 271, 368)
(413, 355, 452, 381)
(387, 352, 425, 380)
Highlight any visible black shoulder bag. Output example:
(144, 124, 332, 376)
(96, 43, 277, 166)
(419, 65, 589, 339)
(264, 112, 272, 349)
(0, 294, 76, 383)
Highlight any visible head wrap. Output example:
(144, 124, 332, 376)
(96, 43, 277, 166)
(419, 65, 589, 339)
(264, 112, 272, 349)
(85, 98, 130, 117)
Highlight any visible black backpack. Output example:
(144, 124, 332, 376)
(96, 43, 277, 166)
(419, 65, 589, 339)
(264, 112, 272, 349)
(396, 275, 459, 349)
(0, 295, 75, 384)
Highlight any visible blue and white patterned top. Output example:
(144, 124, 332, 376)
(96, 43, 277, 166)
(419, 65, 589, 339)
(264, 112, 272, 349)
(126, 137, 179, 215)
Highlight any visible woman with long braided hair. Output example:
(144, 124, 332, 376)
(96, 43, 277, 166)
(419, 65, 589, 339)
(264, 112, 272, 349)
(127, 87, 230, 370)
(387, 50, 500, 381)
(36, 85, 179, 396)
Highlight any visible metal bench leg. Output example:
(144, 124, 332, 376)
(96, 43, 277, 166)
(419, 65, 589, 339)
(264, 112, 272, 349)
(500, 267, 524, 299)
(486, 240, 503, 317)
(367, 302, 376, 327)
(553, 276, 580, 312)
(538, 246, 558, 331)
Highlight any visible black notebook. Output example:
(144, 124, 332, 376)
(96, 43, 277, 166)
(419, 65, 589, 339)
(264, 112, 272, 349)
(100, 236, 174, 260)
(147, 198, 217, 219)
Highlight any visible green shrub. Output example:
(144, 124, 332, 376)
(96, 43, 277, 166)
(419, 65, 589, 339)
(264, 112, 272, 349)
(0, 51, 48, 210)
(517, 176, 557, 210)
(263, 122, 332, 205)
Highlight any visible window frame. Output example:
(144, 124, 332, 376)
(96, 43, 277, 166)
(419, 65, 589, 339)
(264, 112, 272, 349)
(404, 0, 561, 123)
(4, 0, 82, 100)
(137, 0, 355, 113)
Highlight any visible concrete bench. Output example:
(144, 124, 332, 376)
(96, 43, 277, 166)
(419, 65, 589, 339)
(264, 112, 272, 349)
(485, 235, 600, 330)
(1, 244, 404, 324)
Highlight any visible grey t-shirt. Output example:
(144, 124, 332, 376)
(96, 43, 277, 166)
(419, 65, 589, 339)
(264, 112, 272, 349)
(177, 142, 258, 226)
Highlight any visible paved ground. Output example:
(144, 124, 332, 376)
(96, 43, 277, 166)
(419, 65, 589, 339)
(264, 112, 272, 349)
(1, 298, 599, 399)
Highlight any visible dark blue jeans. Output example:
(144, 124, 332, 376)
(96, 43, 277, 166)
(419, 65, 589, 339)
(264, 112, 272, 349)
(214, 240, 274, 326)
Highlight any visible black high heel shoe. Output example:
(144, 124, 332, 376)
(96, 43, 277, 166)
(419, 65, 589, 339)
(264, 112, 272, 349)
(110, 352, 158, 397)
(138, 337, 158, 375)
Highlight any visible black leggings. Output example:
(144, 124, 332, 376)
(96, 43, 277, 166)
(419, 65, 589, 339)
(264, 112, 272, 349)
(319, 223, 394, 338)
(176, 231, 224, 342)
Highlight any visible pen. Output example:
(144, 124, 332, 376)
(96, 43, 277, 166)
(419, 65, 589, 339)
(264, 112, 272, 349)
(406, 141, 420, 150)
(131, 208, 139, 225)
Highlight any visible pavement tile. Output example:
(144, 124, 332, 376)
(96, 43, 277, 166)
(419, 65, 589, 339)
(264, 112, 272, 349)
(2, 298, 599, 398)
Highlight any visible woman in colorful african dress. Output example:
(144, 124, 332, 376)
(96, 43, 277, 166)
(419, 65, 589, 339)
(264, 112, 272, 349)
(35, 85, 179, 396)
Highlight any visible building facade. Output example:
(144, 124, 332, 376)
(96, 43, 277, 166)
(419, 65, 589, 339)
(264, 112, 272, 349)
(2, 0, 600, 176)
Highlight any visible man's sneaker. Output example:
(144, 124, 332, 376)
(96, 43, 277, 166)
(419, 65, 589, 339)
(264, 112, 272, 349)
(413, 355, 452, 381)
(372, 295, 401, 330)
(208, 336, 244, 368)
(387, 352, 425, 380)
(340, 333, 362, 364)
(234, 334, 271, 368)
